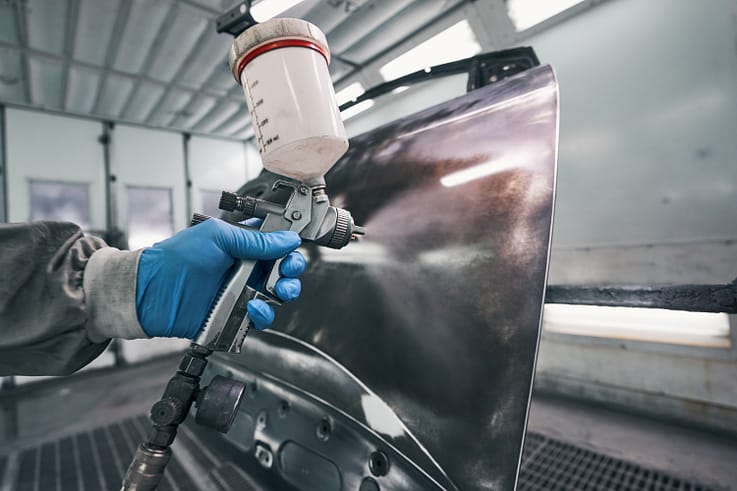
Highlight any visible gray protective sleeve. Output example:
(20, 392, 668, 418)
(0, 222, 147, 376)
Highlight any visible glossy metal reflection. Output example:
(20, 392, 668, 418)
(214, 64, 559, 490)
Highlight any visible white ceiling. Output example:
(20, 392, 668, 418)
(0, 0, 502, 140)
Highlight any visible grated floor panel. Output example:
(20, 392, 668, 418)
(519, 432, 721, 491)
(1, 415, 726, 490)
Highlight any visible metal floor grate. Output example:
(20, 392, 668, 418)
(1, 416, 725, 490)
(10, 415, 201, 491)
(519, 432, 721, 491)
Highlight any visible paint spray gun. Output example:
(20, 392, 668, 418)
(193, 16, 365, 351)
(121, 18, 363, 490)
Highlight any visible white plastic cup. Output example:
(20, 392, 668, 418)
(229, 18, 348, 182)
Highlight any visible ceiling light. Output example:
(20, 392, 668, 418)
(543, 304, 731, 348)
(250, 0, 304, 22)
(335, 82, 365, 107)
(379, 20, 482, 81)
(506, 0, 584, 31)
(341, 99, 374, 121)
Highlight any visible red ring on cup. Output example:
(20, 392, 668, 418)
(236, 38, 329, 80)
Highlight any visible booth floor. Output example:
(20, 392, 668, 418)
(1, 355, 735, 490)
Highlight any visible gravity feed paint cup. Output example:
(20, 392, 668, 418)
(228, 18, 348, 182)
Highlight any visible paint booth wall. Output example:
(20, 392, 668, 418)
(524, 0, 737, 432)
(2, 107, 259, 366)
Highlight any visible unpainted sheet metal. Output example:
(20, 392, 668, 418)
(214, 64, 559, 490)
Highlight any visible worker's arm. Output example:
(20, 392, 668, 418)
(0, 220, 304, 376)
(0, 221, 116, 375)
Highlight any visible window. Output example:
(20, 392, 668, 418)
(29, 180, 91, 229)
(127, 186, 173, 250)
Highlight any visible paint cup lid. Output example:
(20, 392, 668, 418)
(228, 18, 330, 83)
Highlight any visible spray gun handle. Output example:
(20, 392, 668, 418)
(191, 214, 283, 353)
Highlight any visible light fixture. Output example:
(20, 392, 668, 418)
(341, 99, 374, 121)
(379, 20, 482, 81)
(335, 82, 365, 107)
(250, 0, 304, 22)
(543, 304, 731, 348)
(506, 0, 585, 31)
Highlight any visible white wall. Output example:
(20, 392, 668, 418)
(188, 135, 247, 215)
(244, 141, 263, 180)
(3, 109, 116, 380)
(0, 107, 7, 222)
(110, 124, 187, 245)
(2, 108, 253, 368)
(5, 108, 106, 229)
(519, 0, 737, 432)
(527, 0, 737, 250)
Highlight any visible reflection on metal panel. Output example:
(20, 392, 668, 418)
(29, 179, 91, 229)
(126, 186, 173, 250)
(211, 64, 559, 490)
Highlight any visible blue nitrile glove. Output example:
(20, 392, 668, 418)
(135, 218, 306, 339)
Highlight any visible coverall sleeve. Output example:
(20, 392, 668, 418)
(0, 222, 147, 376)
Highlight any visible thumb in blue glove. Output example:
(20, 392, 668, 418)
(135, 218, 307, 339)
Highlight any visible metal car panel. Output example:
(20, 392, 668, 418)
(209, 64, 559, 490)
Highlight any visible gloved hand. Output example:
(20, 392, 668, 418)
(135, 218, 306, 338)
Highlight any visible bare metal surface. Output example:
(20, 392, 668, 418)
(211, 65, 559, 490)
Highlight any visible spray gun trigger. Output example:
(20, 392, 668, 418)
(253, 289, 283, 306)
(262, 257, 286, 304)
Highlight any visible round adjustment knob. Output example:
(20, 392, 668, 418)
(219, 191, 239, 212)
(327, 208, 351, 249)
(196, 375, 246, 433)
(151, 397, 185, 426)
(190, 213, 210, 227)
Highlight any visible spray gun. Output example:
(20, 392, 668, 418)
(121, 17, 363, 490)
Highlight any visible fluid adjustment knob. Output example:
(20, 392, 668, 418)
(196, 375, 247, 433)
(219, 191, 257, 217)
